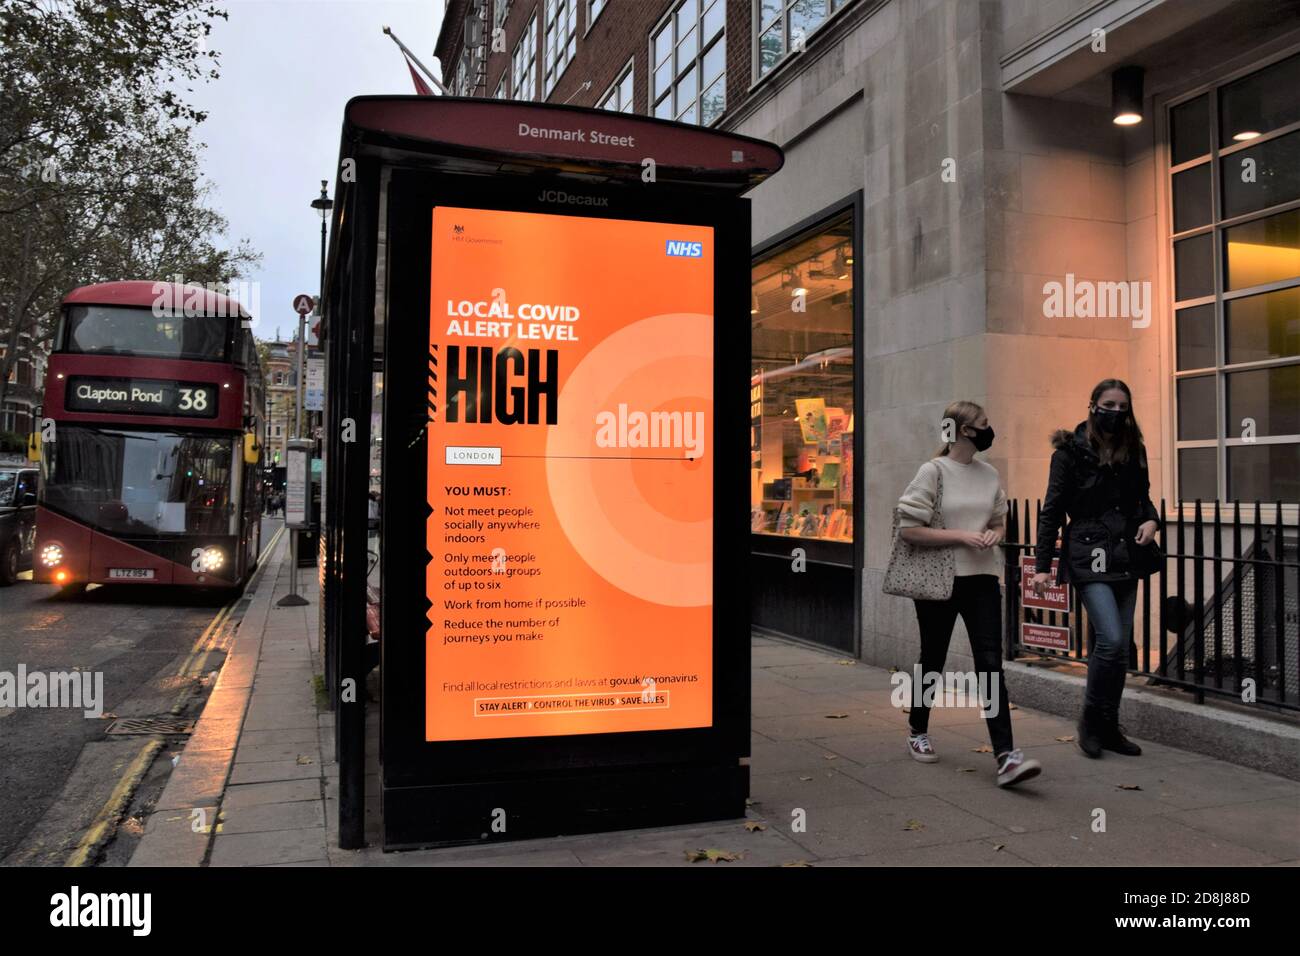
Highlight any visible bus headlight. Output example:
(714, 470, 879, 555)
(200, 547, 225, 572)
(41, 543, 64, 567)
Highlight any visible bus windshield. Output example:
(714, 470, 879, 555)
(62, 305, 231, 361)
(41, 426, 236, 537)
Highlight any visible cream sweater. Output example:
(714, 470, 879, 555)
(897, 456, 1008, 577)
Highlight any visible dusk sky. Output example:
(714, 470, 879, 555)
(186, 0, 446, 342)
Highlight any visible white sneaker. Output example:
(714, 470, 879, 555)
(908, 733, 938, 763)
(996, 749, 1042, 788)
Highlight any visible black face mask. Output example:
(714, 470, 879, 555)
(1093, 407, 1126, 433)
(966, 425, 995, 452)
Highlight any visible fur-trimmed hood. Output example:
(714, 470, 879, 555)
(1050, 421, 1091, 452)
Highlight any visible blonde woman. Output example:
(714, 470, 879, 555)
(895, 401, 1042, 787)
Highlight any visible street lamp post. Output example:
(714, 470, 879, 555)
(311, 180, 333, 306)
(308, 184, 332, 557)
(308, 180, 333, 448)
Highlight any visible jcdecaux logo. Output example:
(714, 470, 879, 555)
(665, 240, 703, 258)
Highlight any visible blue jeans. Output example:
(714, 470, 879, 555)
(1079, 580, 1138, 720)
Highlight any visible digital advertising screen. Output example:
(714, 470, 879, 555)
(425, 206, 715, 742)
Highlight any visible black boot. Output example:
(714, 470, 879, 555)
(1077, 705, 1103, 758)
(1098, 709, 1142, 756)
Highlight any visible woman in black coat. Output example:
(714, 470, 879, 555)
(1032, 379, 1161, 759)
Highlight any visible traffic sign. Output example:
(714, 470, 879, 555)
(293, 294, 315, 315)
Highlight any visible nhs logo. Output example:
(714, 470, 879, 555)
(665, 240, 704, 258)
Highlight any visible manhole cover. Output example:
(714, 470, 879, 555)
(105, 716, 195, 736)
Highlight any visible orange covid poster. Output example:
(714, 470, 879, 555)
(425, 206, 714, 741)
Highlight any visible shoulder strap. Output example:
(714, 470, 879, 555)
(930, 460, 944, 506)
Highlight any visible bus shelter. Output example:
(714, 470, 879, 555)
(319, 96, 782, 849)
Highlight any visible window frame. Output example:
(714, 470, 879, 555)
(542, 0, 578, 98)
(511, 12, 539, 102)
(751, 0, 855, 84)
(1165, 46, 1300, 507)
(598, 57, 636, 113)
(648, 0, 727, 128)
(584, 0, 607, 36)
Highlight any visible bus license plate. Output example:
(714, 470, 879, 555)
(109, 568, 155, 579)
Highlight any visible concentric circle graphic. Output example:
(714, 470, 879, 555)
(545, 312, 712, 607)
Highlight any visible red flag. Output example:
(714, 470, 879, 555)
(405, 54, 434, 96)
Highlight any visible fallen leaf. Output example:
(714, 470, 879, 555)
(743, 821, 766, 832)
(1009, 703, 1019, 710)
(99, 712, 118, 720)
(903, 819, 925, 831)
(1008, 826, 1027, 834)
(956, 767, 976, 773)
(836, 659, 857, 666)
(971, 745, 993, 753)
(822, 753, 838, 761)
(1056, 735, 1075, 742)
(993, 843, 1005, 851)
(296, 755, 314, 765)
(744, 798, 755, 806)
(686, 848, 740, 864)
(799, 776, 813, 782)
(782, 860, 813, 867)
(1116, 784, 1143, 791)
(824, 713, 849, 719)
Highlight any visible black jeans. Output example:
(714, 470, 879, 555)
(909, 574, 1014, 756)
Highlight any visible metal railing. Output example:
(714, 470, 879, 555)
(1002, 499, 1299, 712)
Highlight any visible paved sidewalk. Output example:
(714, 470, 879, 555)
(161, 540, 1300, 867)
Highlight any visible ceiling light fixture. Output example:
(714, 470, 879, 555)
(1112, 65, 1144, 126)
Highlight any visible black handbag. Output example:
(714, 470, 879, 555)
(1125, 516, 1164, 578)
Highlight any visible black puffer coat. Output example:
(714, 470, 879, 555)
(1035, 422, 1161, 584)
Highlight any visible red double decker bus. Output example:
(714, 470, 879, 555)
(34, 281, 265, 592)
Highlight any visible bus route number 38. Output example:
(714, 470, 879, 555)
(178, 387, 209, 412)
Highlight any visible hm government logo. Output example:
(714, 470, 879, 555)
(453, 224, 465, 234)
(665, 240, 703, 258)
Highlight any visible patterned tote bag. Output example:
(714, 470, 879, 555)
(882, 461, 955, 601)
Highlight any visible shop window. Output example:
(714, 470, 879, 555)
(1223, 208, 1300, 292)
(1169, 52, 1300, 503)
(1170, 93, 1210, 165)
(599, 59, 635, 113)
(1175, 303, 1215, 371)
(651, 0, 725, 125)
(751, 210, 855, 542)
(1220, 130, 1300, 218)
(1218, 53, 1300, 147)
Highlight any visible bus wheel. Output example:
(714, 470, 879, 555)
(0, 539, 18, 586)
